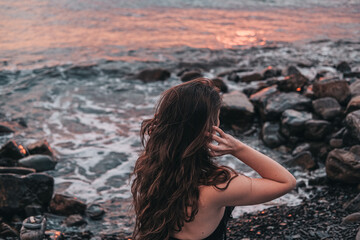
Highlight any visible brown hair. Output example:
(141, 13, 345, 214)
(131, 78, 236, 240)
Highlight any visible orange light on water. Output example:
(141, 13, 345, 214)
(296, 87, 301, 92)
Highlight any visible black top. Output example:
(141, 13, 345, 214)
(169, 206, 234, 240)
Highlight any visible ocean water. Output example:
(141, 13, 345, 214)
(0, 0, 360, 235)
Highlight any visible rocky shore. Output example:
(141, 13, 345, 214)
(1, 40, 360, 239)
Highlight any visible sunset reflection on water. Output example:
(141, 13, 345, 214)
(0, 4, 359, 67)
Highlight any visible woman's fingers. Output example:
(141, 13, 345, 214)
(211, 133, 223, 143)
(213, 126, 227, 138)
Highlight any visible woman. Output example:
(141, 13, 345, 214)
(131, 78, 296, 240)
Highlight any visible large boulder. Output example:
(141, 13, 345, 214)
(261, 122, 285, 148)
(312, 97, 342, 120)
(263, 92, 312, 121)
(220, 91, 254, 131)
(0, 173, 54, 215)
(27, 140, 54, 157)
(280, 110, 312, 137)
(137, 68, 171, 82)
(277, 73, 308, 92)
(345, 110, 360, 142)
(312, 78, 351, 104)
(326, 148, 360, 184)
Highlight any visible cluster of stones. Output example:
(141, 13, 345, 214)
(0, 139, 104, 239)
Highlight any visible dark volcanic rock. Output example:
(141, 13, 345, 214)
(0, 166, 35, 175)
(344, 72, 360, 78)
(0, 123, 14, 135)
(180, 71, 202, 82)
(249, 86, 279, 118)
(86, 204, 105, 220)
(326, 148, 360, 184)
(137, 68, 171, 82)
(227, 72, 240, 83)
(346, 95, 360, 113)
(240, 72, 262, 83)
(220, 91, 254, 131)
(50, 194, 86, 216)
(263, 92, 312, 121)
(261, 122, 284, 148)
(0, 173, 54, 215)
(27, 139, 54, 157)
(345, 110, 360, 142)
(64, 214, 87, 227)
(280, 110, 312, 137)
(283, 65, 301, 76)
(292, 143, 311, 155)
(277, 73, 308, 92)
(262, 67, 281, 80)
(350, 79, 360, 97)
(313, 78, 351, 104)
(312, 97, 342, 120)
(336, 61, 351, 73)
(18, 154, 57, 172)
(286, 151, 316, 170)
(211, 78, 228, 93)
(304, 120, 331, 140)
(0, 140, 27, 164)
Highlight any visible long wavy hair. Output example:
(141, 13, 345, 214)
(131, 78, 237, 240)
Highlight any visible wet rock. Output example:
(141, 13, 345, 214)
(50, 194, 86, 216)
(211, 78, 228, 93)
(330, 138, 343, 148)
(0, 222, 18, 238)
(345, 110, 360, 142)
(20, 215, 47, 240)
(263, 92, 312, 121)
(64, 65, 100, 78)
(0, 173, 54, 215)
(312, 97, 342, 120)
(137, 68, 170, 82)
(18, 154, 57, 172)
(261, 122, 285, 148)
(0, 166, 35, 175)
(336, 61, 351, 73)
(240, 72, 262, 83)
(242, 82, 269, 96)
(344, 193, 360, 211)
(283, 65, 301, 76)
(249, 86, 279, 116)
(350, 145, 360, 155)
(277, 73, 308, 92)
(262, 66, 281, 80)
(286, 151, 316, 170)
(86, 204, 105, 220)
(64, 214, 87, 227)
(25, 204, 44, 217)
(180, 71, 202, 82)
(280, 110, 312, 137)
(0, 123, 14, 135)
(341, 212, 360, 224)
(0, 140, 27, 164)
(292, 143, 311, 155)
(326, 148, 360, 184)
(227, 72, 240, 83)
(304, 120, 331, 140)
(220, 91, 254, 131)
(350, 79, 360, 97)
(27, 139, 54, 157)
(344, 72, 360, 78)
(313, 78, 351, 104)
(346, 95, 360, 113)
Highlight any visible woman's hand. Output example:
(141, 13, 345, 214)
(208, 126, 244, 157)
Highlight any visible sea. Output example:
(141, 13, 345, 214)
(0, 0, 359, 235)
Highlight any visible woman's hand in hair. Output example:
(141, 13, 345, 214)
(208, 126, 244, 157)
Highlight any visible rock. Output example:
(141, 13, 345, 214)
(0, 166, 35, 175)
(137, 68, 170, 82)
(357, 228, 360, 240)
(312, 97, 342, 120)
(0, 123, 14, 135)
(18, 155, 57, 172)
(241, 72, 262, 83)
(345, 110, 360, 142)
(350, 80, 360, 97)
(344, 193, 360, 211)
(44, 230, 64, 240)
(242, 82, 269, 97)
(250, 85, 279, 106)
(336, 61, 351, 73)
(227, 72, 240, 83)
(27, 140, 54, 157)
(341, 212, 360, 224)
(50, 194, 86, 216)
(0, 173, 54, 215)
(25, 204, 44, 217)
(326, 148, 360, 184)
(261, 122, 285, 148)
(0, 222, 18, 238)
(286, 151, 316, 170)
(346, 96, 360, 113)
(220, 91, 255, 132)
(280, 110, 312, 137)
(277, 73, 308, 92)
(64, 65, 100, 78)
(20, 215, 47, 240)
(344, 72, 360, 78)
(329, 138, 343, 148)
(313, 78, 351, 104)
(0, 140, 27, 164)
(262, 66, 281, 80)
(64, 214, 87, 227)
(292, 143, 311, 156)
(283, 65, 301, 76)
(350, 145, 360, 155)
(86, 204, 105, 220)
(304, 120, 331, 140)
(211, 78, 228, 93)
(180, 71, 202, 82)
(263, 92, 312, 121)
